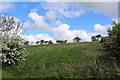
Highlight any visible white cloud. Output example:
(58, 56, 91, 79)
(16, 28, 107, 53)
(28, 12, 50, 30)
(46, 10, 56, 20)
(94, 24, 107, 32)
(40, 2, 85, 18)
(94, 24, 112, 33)
(40, 2, 118, 18)
(0, 2, 13, 12)
(24, 33, 55, 44)
(76, 2, 118, 18)
(55, 20, 62, 26)
(112, 18, 118, 23)
(52, 24, 91, 42)
(23, 21, 32, 29)
(72, 30, 91, 41)
(92, 24, 113, 37)
(88, 32, 108, 37)
(59, 8, 84, 18)
(24, 35, 37, 44)
(34, 34, 54, 41)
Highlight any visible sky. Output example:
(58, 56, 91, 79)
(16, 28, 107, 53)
(0, 1, 119, 43)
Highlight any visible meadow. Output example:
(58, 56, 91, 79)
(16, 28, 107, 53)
(2, 42, 119, 78)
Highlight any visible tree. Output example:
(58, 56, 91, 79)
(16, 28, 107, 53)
(73, 37, 81, 42)
(40, 40, 44, 45)
(95, 34, 102, 41)
(91, 36, 97, 41)
(24, 41, 29, 45)
(36, 41, 39, 45)
(48, 40, 53, 44)
(44, 41, 49, 44)
(64, 40, 67, 43)
(56, 40, 67, 44)
(56, 40, 61, 44)
(0, 14, 27, 65)
(91, 34, 102, 41)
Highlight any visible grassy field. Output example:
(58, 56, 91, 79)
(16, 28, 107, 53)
(2, 42, 119, 78)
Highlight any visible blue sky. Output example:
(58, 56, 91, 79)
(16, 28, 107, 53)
(0, 2, 118, 43)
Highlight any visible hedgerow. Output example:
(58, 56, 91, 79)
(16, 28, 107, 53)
(101, 21, 120, 60)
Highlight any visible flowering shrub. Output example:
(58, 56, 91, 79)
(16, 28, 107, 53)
(0, 14, 27, 65)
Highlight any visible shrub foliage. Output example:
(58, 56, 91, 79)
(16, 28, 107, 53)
(101, 21, 120, 58)
(0, 14, 27, 65)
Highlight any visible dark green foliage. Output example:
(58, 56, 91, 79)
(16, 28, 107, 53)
(91, 34, 102, 41)
(38, 40, 53, 45)
(56, 40, 61, 44)
(100, 37, 107, 43)
(48, 40, 53, 44)
(95, 34, 101, 40)
(24, 41, 29, 45)
(36, 41, 39, 45)
(104, 22, 120, 53)
(91, 36, 97, 41)
(44, 41, 49, 44)
(56, 40, 67, 44)
(73, 37, 81, 42)
(96, 34, 101, 38)
(40, 40, 44, 45)
(102, 21, 120, 60)
(64, 40, 67, 43)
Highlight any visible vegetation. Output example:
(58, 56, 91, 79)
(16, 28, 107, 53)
(95, 34, 101, 41)
(73, 37, 81, 42)
(0, 14, 27, 65)
(24, 41, 29, 45)
(36, 41, 39, 45)
(1, 14, 120, 79)
(91, 34, 102, 41)
(48, 40, 53, 44)
(56, 40, 67, 44)
(101, 21, 120, 61)
(40, 40, 44, 45)
(2, 42, 120, 78)
(91, 36, 97, 41)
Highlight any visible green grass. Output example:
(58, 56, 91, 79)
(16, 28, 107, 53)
(2, 42, 108, 78)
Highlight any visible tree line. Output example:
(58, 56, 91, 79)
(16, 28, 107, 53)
(25, 35, 102, 45)
(24, 37, 82, 45)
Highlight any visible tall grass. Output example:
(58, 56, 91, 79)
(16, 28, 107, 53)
(3, 42, 119, 78)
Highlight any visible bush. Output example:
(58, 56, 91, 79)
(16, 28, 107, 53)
(100, 37, 107, 43)
(102, 21, 120, 60)
(0, 14, 27, 65)
(2, 38, 27, 65)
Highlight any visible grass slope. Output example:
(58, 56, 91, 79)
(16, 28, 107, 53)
(2, 42, 112, 78)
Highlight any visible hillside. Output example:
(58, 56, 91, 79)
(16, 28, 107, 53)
(2, 42, 119, 78)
